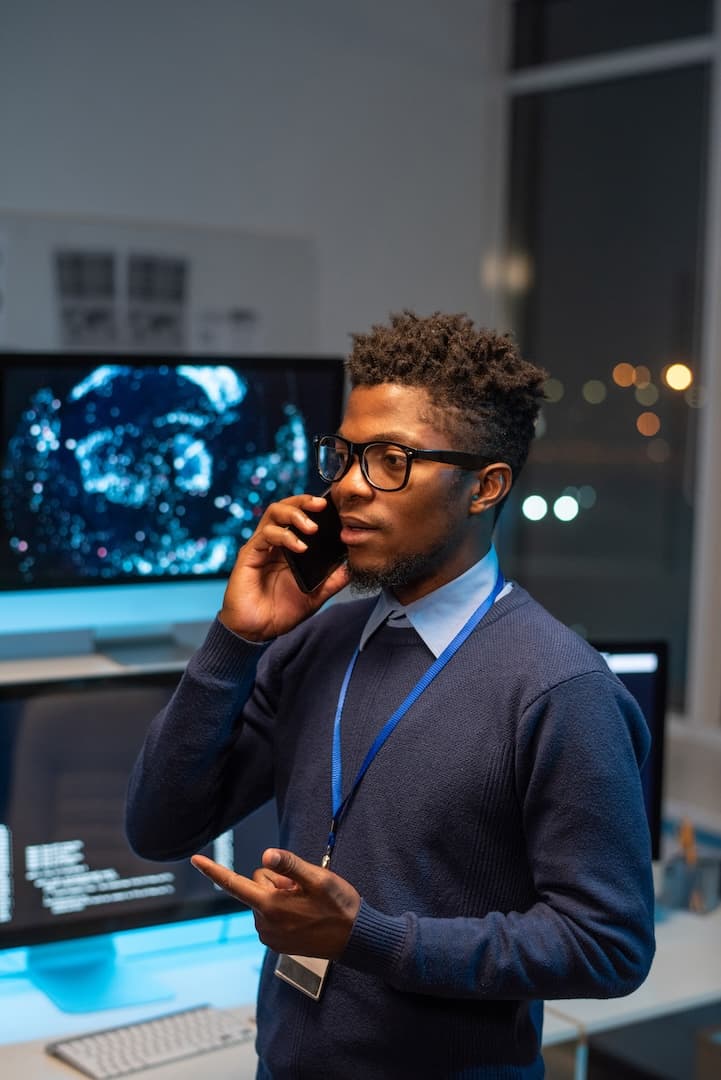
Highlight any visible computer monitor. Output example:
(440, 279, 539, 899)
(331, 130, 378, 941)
(0, 352, 345, 642)
(0, 669, 278, 1013)
(591, 640, 668, 861)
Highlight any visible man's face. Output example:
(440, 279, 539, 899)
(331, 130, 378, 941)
(330, 383, 485, 604)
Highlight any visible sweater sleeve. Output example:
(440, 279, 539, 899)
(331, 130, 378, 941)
(341, 671, 656, 1001)
(125, 617, 275, 861)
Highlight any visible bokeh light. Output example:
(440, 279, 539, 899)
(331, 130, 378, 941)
(664, 363, 693, 391)
(582, 380, 607, 404)
(636, 412, 661, 437)
(635, 384, 659, 406)
(553, 495, 579, 522)
(522, 494, 548, 521)
(480, 251, 534, 293)
(647, 438, 671, 463)
(684, 385, 706, 409)
(480, 252, 502, 289)
(633, 365, 652, 388)
(544, 378, 565, 403)
(578, 484, 597, 509)
(612, 363, 635, 387)
(506, 253, 534, 293)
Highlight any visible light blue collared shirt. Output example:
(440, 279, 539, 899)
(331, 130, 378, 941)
(358, 544, 512, 658)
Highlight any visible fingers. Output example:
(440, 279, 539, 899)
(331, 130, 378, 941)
(254, 496, 329, 553)
(193, 849, 361, 958)
(219, 492, 347, 641)
(253, 865, 297, 891)
(191, 853, 299, 899)
(262, 848, 326, 889)
(190, 854, 265, 906)
(314, 562, 351, 602)
(193, 848, 326, 897)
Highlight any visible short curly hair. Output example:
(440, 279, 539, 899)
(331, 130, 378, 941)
(347, 310, 547, 481)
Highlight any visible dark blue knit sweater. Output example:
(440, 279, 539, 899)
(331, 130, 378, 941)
(126, 585, 655, 1079)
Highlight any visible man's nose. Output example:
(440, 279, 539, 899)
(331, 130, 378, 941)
(335, 452, 374, 498)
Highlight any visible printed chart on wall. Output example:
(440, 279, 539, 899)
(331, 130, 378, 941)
(0, 212, 317, 355)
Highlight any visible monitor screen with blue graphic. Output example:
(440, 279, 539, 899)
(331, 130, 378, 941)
(0, 353, 345, 591)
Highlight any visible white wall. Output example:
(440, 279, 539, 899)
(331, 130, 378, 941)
(0, 0, 508, 352)
(0, 0, 509, 642)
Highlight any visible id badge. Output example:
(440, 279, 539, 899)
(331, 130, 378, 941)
(274, 953, 330, 1000)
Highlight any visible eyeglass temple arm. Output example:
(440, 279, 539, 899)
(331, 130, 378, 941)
(413, 449, 489, 469)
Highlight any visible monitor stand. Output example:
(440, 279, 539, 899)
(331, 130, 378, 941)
(95, 620, 208, 670)
(27, 935, 173, 1014)
(99, 637, 195, 669)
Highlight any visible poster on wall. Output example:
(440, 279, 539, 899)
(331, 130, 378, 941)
(0, 212, 316, 356)
(54, 250, 191, 352)
(127, 254, 188, 351)
(54, 250, 119, 350)
(193, 307, 260, 353)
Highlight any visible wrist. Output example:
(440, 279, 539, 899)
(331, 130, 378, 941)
(217, 609, 274, 645)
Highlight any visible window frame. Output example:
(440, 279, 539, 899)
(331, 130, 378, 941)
(499, 14, 721, 732)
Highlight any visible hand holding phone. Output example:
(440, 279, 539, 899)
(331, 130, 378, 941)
(283, 494, 347, 593)
(220, 494, 348, 640)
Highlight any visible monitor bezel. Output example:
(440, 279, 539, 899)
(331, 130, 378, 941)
(590, 638, 668, 861)
(0, 668, 268, 953)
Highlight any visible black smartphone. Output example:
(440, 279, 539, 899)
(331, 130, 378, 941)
(283, 495, 347, 593)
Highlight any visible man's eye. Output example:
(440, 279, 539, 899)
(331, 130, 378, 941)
(381, 449, 407, 470)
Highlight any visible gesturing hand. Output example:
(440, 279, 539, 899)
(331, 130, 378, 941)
(191, 848, 361, 960)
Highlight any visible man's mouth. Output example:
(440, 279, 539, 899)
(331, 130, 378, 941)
(339, 516, 380, 545)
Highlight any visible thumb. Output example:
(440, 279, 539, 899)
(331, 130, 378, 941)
(262, 848, 323, 887)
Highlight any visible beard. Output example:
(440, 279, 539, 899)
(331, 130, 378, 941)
(344, 473, 471, 597)
(343, 475, 472, 600)
(346, 543, 450, 597)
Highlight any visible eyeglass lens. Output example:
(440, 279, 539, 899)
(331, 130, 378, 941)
(317, 438, 410, 491)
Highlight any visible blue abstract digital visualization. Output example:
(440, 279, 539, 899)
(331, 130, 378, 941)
(2, 364, 309, 586)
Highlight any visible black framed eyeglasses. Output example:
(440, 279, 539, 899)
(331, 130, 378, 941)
(313, 434, 490, 493)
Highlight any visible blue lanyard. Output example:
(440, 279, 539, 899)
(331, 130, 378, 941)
(321, 570, 505, 867)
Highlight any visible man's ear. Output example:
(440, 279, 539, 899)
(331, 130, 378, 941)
(469, 464, 512, 515)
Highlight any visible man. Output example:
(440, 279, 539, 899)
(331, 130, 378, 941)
(126, 311, 655, 1079)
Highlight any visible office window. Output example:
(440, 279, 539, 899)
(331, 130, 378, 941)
(500, 64, 710, 707)
(512, 0, 713, 69)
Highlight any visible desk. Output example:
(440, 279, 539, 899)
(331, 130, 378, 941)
(546, 905, 721, 1079)
(552, 906, 721, 1032)
(2, 909, 720, 1079)
(0, 914, 262, 1077)
(0, 1010, 258, 1080)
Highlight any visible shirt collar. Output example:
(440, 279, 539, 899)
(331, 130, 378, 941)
(359, 544, 509, 658)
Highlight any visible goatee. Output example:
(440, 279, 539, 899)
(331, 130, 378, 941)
(347, 550, 442, 596)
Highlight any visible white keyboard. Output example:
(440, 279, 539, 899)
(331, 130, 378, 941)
(45, 1004, 256, 1079)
